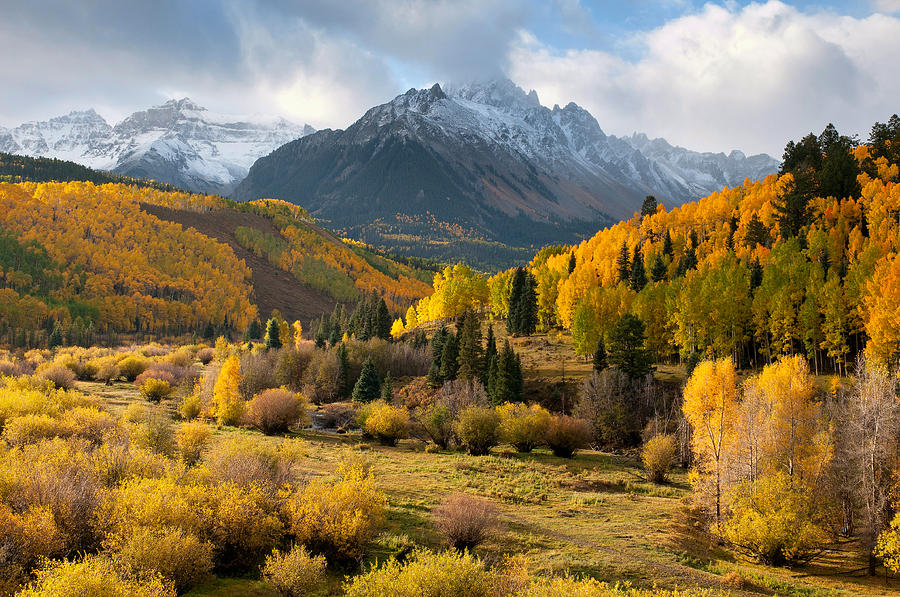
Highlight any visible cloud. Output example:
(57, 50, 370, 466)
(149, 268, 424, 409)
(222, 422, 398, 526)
(0, 0, 525, 128)
(872, 0, 900, 13)
(509, 1, 900, 156)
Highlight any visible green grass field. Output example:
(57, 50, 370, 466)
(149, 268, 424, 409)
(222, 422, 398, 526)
(75, 369, 900, 597)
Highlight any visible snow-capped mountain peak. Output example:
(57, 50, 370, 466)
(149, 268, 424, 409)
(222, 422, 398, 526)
(0, 99, 314, 195)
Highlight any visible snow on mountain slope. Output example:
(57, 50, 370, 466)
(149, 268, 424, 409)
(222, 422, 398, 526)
(0, 99, 314, 195)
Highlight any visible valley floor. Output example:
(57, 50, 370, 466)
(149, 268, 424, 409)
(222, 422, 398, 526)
(80, 376, 900, 597)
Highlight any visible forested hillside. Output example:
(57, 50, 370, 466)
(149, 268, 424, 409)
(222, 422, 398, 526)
(0, 178, 432, 348)
(508, 117, 900, 372)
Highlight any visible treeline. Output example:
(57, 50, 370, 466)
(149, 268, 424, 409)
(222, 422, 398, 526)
(404, 116, 900, 373)
(0, 151, 188, 192)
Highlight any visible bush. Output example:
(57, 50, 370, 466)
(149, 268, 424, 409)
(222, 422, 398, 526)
(178, 391, 201, 420)
(239, 351, 278, 400)
(107, 525, 213, 593)
(421, 404, 454, 449)
(433, 493, 499, 550)
(204, 435, 293, 491)
(0, 502, 65, 576)
(344, 549, 495, 597)
(18, 555, 174, 597)
(261, 544, 327, 597)
(135, 369, 177, 388)
(497, 403, 551, 452)
(641, 434, 676, 483)
(93, 357, 120, 385)
(176, 421, 212, 465)
(38, 364, 76, 390)
(455, 407, 500, 456)
(197, 347, 215, 365)
(285, 465, 386, 562)
(141, 378, 173, 403)
(363, 402, 410, 446)
(544, 415, 591, 458)
(247, 388, 308, 434)
(2, 414, 70, 445)
(118, 355, 148, 381)
(207, 482, 283, 570)
(722, 472, 829, 566)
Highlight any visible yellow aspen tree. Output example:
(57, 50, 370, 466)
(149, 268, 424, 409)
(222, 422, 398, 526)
(213, 356, 244, 426)
(682, 358, 740, 527)
(292, 321, 304, 349)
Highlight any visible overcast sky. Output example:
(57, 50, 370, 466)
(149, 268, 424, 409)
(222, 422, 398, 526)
(1, 0, 898, 157)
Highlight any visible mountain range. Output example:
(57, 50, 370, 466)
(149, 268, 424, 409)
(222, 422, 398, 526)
(233, 79, 779, 266)
(0, 99, 313, 196)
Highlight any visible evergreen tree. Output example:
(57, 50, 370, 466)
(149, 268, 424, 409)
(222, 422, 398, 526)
(244, 318, 262, 341)
(352, 357, 381, 403)
(375, 298, 392, 340)
(616, 241, 631, 283)
(337, 343, 350, 397)
(774, 173, 815, 238)
(662, 230, 674, 257)
(607, 313, 654, 379)
(490, 341, 514, 405)
(328, 323, 342, 346)
(677, 245, 697, 277)
(487, 353, 499, 403)
(482, 324, 497, 385)
(507, 267, 537, 336)
(726, 216, 737, 251)
(749, 257, 764, 291)
(412, 328, 428, 349)
(264, 318, 282, 350)
(427, 326, 448, 387)
(381, 373, 394, 401)
(456, 310, 483, 380)
(439, 333, 460, 381)
(47, 322, 63, 349)
(744, 213, 769, 248)
(593, 337, 608, 372)
(314, 317, 327, 348)
(629, 244, 648, 291)
(568, 252, 577, 274)
(650, 254, 667, 282)
(641, 195, 658, 219)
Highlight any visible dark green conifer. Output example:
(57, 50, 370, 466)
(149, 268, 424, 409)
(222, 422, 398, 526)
(352, 357, 381, 403)
(264, 318, 282, 350)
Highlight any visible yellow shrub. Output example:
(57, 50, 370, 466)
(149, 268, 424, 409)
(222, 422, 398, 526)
(102, 477, 212, 540)
(176, 421, 212, 466)
(641, 434, 677, 483)
(497, 403, 551, 453)
(90, 440, 169, 487)
(285, 466, 386, 561)
(178, 390, 202, 420)
(344, 549, 494, 597)
(362, 402, 410, 446)
(212, 356, 244, 426)
(0, 503, 64, 570)
(2, 413, 71, 445)
(261, 544, 326, 597)
(18, 555, 174, 597)
(722, 472, 828, 566)
(207, 482, 283, 570)
(107, 525, 213, 593)
(456, 407, 500, 456)
(204, 434, 293, 491)
(118, 355, 148, 381)
(141, 378, 173, 403)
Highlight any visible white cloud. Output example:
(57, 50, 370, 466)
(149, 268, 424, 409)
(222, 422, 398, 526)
(509, 1, 900, 156)
(872, 0, 900, 13)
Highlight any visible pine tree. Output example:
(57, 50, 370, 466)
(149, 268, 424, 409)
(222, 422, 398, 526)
(47, 322, 63, 349)
(662, 230, 674, 257)
(427, 326, 448, 388)
(651, 254, 667, 282)
(440, 333, 460, 381)
(607, 313, 654, 379)
(381, 372, 394, 401)
(507, 267, 538, 336)
(264, 318, 282, 350)
(314, 317, 327, 348)
(568, 252, 576, 274)
(593, 337, 608, 372)
(482, 324, 497, 385)
(677, 245, 697, 277)
(616, 241, 631, 283)
(375, 298, 392, 340)
(749, 257, 764, 291)
(744, 213, 769, 248)
(328, 323, 342, 346)
(244, 319, 262, 341)
(629, 244, 648, 291)
(641, 195, 658, 219)
(456, 310, 483, 380)
(352, 357, 381, 402)
(337, 343, 350, 396)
